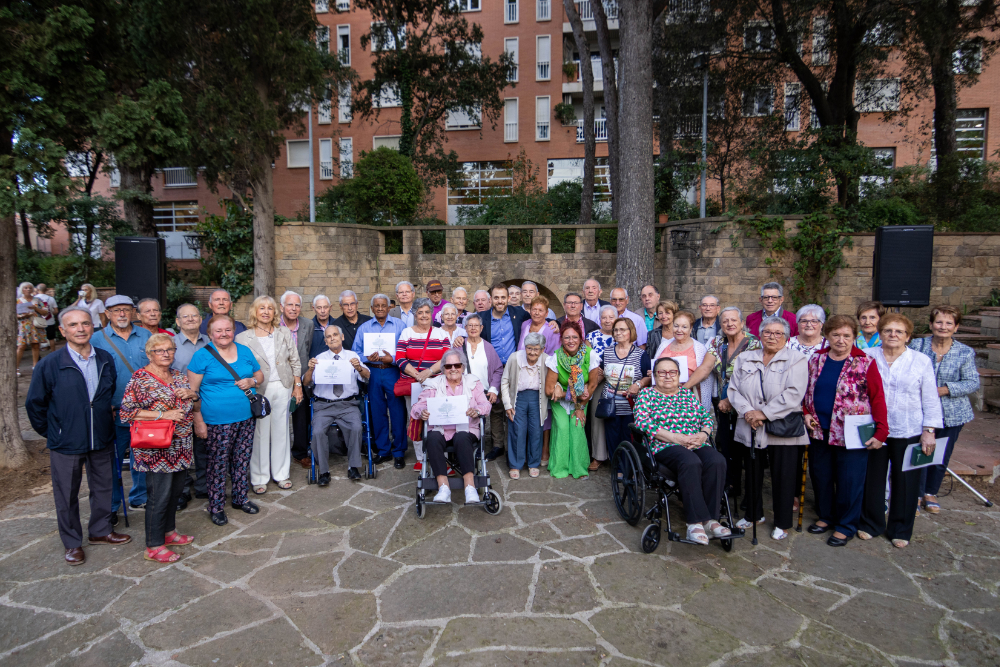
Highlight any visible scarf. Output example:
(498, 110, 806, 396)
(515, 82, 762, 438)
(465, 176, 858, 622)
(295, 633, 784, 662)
(556, 346, 588, 407)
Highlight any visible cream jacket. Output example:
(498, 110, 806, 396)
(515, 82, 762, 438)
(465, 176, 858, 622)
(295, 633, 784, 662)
(235, 327, 302, 394)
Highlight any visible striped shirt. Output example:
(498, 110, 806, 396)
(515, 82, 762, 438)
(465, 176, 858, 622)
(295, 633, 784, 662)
(395, 327, 451, 375)
(601, 344, 651, 416)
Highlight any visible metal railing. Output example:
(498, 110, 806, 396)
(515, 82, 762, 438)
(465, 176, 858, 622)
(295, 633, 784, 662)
(163, 167, 197, 187)
(506, 0, 518, 22)
(336, 0, 349, 10)
(573, 57, 617, 81)
(537, 121, 550, 140)
(575, 0, 618, 21)
(537, 61, 550, 80)
(576, 118, 608, 142)
(537, 0, 550, 20)
(505, 121, 519, 142)
(320, 160, 334, 180)
(675, 114, 702, 137)
(317, 101, 332, 124)
(315, 0, 329, 12)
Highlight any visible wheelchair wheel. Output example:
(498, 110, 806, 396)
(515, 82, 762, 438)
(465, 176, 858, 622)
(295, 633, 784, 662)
(721, 537, 733, 552)
(482, 489, 502, 515)
(641, 523, 661, 554)
(611, 442, 645, 526)
(415, 491, 425, 519)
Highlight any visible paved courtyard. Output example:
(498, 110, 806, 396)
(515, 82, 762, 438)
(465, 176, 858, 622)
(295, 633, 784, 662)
(1, 452, 999, 667)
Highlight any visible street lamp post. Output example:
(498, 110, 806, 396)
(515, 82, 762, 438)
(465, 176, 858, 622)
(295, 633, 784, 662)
(694, 53, 709, 219)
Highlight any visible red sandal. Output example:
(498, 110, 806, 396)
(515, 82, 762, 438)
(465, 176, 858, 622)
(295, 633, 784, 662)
(164, 532, 194, 546)
(144, 546, 180, 563)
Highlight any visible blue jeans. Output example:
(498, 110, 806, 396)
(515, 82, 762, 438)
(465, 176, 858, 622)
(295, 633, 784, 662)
(507, 390, 542, 470)
(808, 435, 869, 537)
(367, 365, 407, 457)
(919, 424, 964, 497)
(112, 411, 147, 510)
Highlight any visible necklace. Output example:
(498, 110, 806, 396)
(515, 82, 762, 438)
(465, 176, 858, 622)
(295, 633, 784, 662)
(256, 325, 274, 338)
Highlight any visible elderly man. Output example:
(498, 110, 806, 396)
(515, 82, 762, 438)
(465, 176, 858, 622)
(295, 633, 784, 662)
(26, 307, 132, 565)
(520, 281, 557, 319)
(609, 288, 648, 348)
(332, 289, 371, 353)
(479, 283, 531, 460)
(639, 285, 660, 332)
(556, 292, 598, 336)
(746, 282, 798, 337)
(137, 298, 174, 336)
(91, 295, 151, 521)
(305, 326, 371, 484)
(582, 278, 610, 324)
(199, 289, 247, 335)
(35, 283, 58, 351)
(507, 284, 523, 311)
(171, 303, 211, 505)
(426, 280, 450, 321)
(693, 295, 721, 346)
(280, 291, 316, 468)
(309, 294, 334, 357)
(389, 281, 417, 328)
(437, 287, 470, 325)
(352, 294, 407, 464)
(473, 289, 491, 313)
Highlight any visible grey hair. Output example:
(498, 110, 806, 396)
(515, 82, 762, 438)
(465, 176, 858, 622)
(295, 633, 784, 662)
(18, 281, 35, 295)
(279, 290, 302, 307)
(339, 289, 358, 305)
(175, 303, 200, 318)
(700, 294, 720, 306)
(721, 306, 743, 320)
(507, 285, 521, 293)
(464, 313, 482, 327)
(395, 280, 414, 293)
(760, 282, 784, 297)
(312, 294, 330, 307)
(412, 297, 433, 313)
(611, 287, 629, 299)
(210, 288, 232, 301)
(440, 348, 468, 369)
(440, 303, 458, 316)
(796, 304, 826, 324)
(451, 287, 468, 298)
(600, 304, 618, 319)
(136, 297, 160, 310)
(760, 315, 790, 337)
(520, 281, 538, 290)
(325, 324, 343, 336)
(584, 278, 601, 291)
(58, 306, 94, 326)
(523, 332, 546, 348)
(370, 293, 390, 309)
(473, 289, 490, 300)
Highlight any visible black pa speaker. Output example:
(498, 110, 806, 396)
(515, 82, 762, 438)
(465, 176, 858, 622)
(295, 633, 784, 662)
(872, 225, 934, 307)
(115, 236, 167, 308)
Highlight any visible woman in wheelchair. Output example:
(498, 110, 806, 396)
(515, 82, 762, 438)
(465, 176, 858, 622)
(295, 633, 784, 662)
(633, 357, 731, 545)
(411, 349, 493, 505)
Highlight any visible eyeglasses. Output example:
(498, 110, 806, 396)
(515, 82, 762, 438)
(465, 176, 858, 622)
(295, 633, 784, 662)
(760, 331, 786, 338)
(443, 363, 463, 370)
(108, 308, 132, 315)
(761, 295, 781, 301)
(655, 370, 680, 378)
(150, 349, 175, 356)
(564, 300, 582, 306)
(799, 319, 821, 325)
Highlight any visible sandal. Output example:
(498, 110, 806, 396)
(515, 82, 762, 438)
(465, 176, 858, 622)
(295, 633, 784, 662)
(144, 546, 180, 563)
(923, 497, 940, 514)
(540, 459, 549, 467)
(771, 527, 788, 541)
(686, 524, 709, 545)
(704, 520, 731, 538)
(528, 468, 539, 478)
(276, 480, 292, 490)
(253, 485, 267, 495)
(588, 459, 600, 471)
(892, 539, 909, 549)
(509, 469, 520, 480)
(164, 532, 194, 546)
(856, 530, 873, 540)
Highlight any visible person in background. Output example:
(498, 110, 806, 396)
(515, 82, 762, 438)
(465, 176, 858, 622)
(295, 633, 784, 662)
(120, 334, 198, 563)
(199, 289, 247, 336)
(692, 295, 721, 346)
(309, 294, 334, 358)
(859, 314, 942, 548)
(855, 300, 886, 350)
(521, 282, 557, 319)
(639, 284, 660, 332)
(136, 298, 174, 336)
(16, 281, 47, 375)
(438, 303, 468, 345)
(519, 296, 561, 355)
(507, 285, 524, 311)
(389, 281, 417, 328)
(171, 304, 211, 507)
(74, 283, 107, 330)
(332, 290, 371, 353)
(609, 288, 648, 348)
(91, 295, 151, 522)
(556, 292, 599, 337)
(279, 291, 315, 470)
(788, 304, 827, 358)
(545, 322, 602, 479)
(645, 300, 679, 361)
(26, 307, 131, 566)
(910, 306, 979, 515)
(473, 289, 492, 313)
(235, 296, 302, 494)
(34, 283, 58, 352)
(479, 284, 531, 461)
(582, 278, 610, 324)
(352, 294, 407, 466)
(585, 304, 618, 464)
(746, 282, 798, 338)
(599, 318, 651, 467)
(425, 279, 449, 321)
(501, 332, 549, 479)
(438, 287, 470, 325)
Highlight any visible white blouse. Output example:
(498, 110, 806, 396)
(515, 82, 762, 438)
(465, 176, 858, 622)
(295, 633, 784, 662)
(258, 335, 279, 382)
(466, 340, 493, 393)
(868, 347, 943, 438)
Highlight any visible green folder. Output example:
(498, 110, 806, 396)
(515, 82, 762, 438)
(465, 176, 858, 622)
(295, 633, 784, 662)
(910, 446, 935, 467)
(857, 421, 877, 445)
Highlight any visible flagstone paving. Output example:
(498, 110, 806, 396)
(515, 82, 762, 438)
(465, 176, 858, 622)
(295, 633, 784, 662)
(1, 455, 999, 666)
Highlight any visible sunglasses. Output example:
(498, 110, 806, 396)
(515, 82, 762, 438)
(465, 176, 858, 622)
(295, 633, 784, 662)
(443, 363, 463, 370)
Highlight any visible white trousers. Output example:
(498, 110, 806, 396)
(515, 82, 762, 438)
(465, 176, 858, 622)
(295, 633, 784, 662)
(250, 382, 291, 485)
(404, 394, 423, 461)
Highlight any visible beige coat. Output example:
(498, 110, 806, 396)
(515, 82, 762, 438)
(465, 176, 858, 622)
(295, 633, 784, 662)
(500, 350, 549, 426)
(728, 346, 809, 448)
(235, 327, 302, 394)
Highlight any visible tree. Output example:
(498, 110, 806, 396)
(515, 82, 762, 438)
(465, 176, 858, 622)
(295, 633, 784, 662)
(591, 0, 621, 220)
(348, 147, 424, 225)
(564, 0, 596, 225)
(352, 0, 514, 187)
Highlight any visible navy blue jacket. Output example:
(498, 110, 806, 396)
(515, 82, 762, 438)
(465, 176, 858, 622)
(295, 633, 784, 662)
(309, 315, 330, 359)
(477, 307, 531, 350)
(25, 346, 118, 455)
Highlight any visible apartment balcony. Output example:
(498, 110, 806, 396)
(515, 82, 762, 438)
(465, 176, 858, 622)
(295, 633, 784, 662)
(675, 114, 703, 137)
(505, 121, 519, 142)
(562, 58, 617, 94)
(564, 0, 618, 33)
(320, 160, 334, 180)
(576, 118, 608, 142)
(163, 167, 198, 187)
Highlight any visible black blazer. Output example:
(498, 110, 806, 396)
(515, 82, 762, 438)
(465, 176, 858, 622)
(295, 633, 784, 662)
(556, 315, 599, 336)
(477, 307, 531, 350)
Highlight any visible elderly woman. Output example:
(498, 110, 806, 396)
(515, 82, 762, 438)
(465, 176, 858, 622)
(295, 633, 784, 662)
(788, 304, 827, 358)
(634, 357, 730, 545)
(236, 296, 303, 493)
(519, 296, 561, 354)
(16, 282, 47, 376)
(585, 304, 618, 467)
(501, 332, 549, 479)
(545, 322, 602, 479)
(586, 304, 618, 356)
(600, 318, 651, 462)
(645, 299, 679, 359)
(458, 313, 503, 405)
(411, 349, 492, 504)
(859, 314, 943, 548)
(910, 305, 980, 514)
(120, 334, 199, 562)
(438, 303, 468, 345)
(187, 315, 265, 526)
(655, 310, 714, 411)
(855, 300, 885, 350)
(802, 315, 889, 547)
(728, 315, 809, 540)
(74, 283, 107, 330)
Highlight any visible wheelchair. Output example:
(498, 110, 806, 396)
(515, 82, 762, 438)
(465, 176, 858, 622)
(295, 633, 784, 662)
(611, 425, 743, 553)
(414, 415, 503, 518)
(308, 388, 378, 483)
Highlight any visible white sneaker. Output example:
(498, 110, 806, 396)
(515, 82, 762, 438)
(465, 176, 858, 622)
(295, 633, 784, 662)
(771, 527, 788, 541)
(433, 486, 451, 503)
(464, 486, 479, 504)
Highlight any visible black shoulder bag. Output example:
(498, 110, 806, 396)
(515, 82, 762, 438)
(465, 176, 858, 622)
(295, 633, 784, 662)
(596, 348, 631, 419)
(758, 369, 805, 438)
(205, 346, 272, 420)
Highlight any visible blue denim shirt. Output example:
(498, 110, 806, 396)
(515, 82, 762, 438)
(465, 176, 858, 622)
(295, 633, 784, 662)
(909, 337, 979, 426)
(491, 310, 515, 364)
(91, 326, 151, 406)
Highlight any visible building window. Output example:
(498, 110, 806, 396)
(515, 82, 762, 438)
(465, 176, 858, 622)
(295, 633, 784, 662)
(953, 40, 982, 74)
(957, 109, 987, 159)
(447, 105, 482, 130)
(861, 147, 896, 191)
(856, 78, 900, 113)
(505, 38, 518, 82)
(153, 201, 199, 232)
(338, 83, 352, 122)
(373, 135, 400, 150)
(504, 99, 519, 142)
(316, 25, 330, 52)
(286, 140, 310, 168)
(340, 138, 354, 177)
(337, 25, 350, 65)
(742, 86, 773, 117)
(319, 139, 333, 180)
(371, 22, 404, 51)
(537, 0, 550, 21)
(457, 0, 480, 10)
(536, 35, 551, 80)
(536, 96, 550, 141)
(784, 83, 801, 131)
(336, 0, 350, 10)
(505, 0, 518, 24)
(547, 157, 612, 200)
(447, 161, 513, 206)
(316, 0, 329, 13)
(163, 167, 197, 187)
(744, 21, 772, 52)
(812, 16, 829, 65)
(374, 84, 401, 108)
(318, 96, 332, 124)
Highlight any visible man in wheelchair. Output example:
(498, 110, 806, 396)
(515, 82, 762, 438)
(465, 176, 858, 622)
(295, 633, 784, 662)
(304, 326, 370, 485)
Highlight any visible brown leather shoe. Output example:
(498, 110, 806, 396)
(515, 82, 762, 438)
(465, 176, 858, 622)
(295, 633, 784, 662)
(297, 456, 311, 469)
(88, 531, 133, 546)
(65, 547, 85, 566)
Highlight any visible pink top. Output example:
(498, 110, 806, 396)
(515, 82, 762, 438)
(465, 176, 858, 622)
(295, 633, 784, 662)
(411, 378, 492, 441)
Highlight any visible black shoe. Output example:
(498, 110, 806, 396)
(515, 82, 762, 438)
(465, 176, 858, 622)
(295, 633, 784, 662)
(485, 447, 506, 462)
(194, 491, 208, 499)
(232, 501, 260, 514)
(393, 457, 405, 469)
(827, 533, 854, 547)
(318, 472, 331, 487)
(180, 491, 192, 502)
(109, 511, 119, 527)
(210, 511, 228, 526)
(347, 467, 361, 480)
(176, 496, 188, 512)
(807, 523, 831, 534)
(129, 502, 146, 509)
(374, 454, 393, 465)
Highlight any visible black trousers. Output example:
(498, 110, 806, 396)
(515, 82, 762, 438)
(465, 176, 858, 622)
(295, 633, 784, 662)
(291, 399, 312, 461)
(488, 400, 507, 455)
(713, 405, 741, 495)
(654, 446, 726, 523)
(50, 447, 114, 549)
(744, 445, 801, 529)
(860, 436, 921, 541)
(182, 435, 208, 497)
(145, 470, 187, 548)
(425, 430, 478, 478)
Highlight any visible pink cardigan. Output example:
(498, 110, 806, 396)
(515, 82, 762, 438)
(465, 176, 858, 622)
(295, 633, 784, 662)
(411, 377, 492, 440)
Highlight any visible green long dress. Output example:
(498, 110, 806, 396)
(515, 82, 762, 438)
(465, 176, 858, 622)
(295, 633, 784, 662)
(548, 347, 592, 479)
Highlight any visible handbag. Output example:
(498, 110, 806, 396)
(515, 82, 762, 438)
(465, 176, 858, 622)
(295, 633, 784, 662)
(596, 350, 632, 419)
(758, 370, 805, 438)
(393, 328, 434, 397)
(205, 345, 272, 419)
(130, 419, 175, 449)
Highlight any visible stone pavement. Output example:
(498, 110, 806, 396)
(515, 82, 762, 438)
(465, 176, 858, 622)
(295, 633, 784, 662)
(1, 454, 999, 667)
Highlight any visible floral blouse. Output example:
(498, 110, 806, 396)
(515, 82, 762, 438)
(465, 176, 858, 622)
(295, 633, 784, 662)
(120, 368, 195, 473)
(706, 331, 761, 398)
(634, 387, 715, 455)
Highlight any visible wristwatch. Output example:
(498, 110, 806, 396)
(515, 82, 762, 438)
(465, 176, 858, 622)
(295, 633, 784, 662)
(295, 381, 302, 387)
(923, 427, 935, 434)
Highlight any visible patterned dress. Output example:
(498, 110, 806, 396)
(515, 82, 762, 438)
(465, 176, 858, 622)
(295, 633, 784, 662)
(16, 297, 41, 346)
(633, 387, 715, 455)
(120, 368, 195, 473)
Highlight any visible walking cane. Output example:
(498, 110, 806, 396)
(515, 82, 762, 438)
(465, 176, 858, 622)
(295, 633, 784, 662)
(947, 468, 994, 507)
(749, 429, 758, 545)
(112, 446, 130, 528)
(797, 445, 808, 532)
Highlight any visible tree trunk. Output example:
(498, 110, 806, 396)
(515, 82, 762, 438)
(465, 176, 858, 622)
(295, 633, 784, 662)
(615, 0, 655, 311)
(0, 210, 29, 469)
(592, 0, 620, 220)
(19, 211, 31, 251)
(931, 50, 960, 214)
(564, 0, 595, 225)
(119, 163, 157, 236)
(250, 151, 276, 298)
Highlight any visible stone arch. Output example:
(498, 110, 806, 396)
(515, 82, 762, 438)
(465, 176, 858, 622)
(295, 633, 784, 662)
(501, 279, 564, 317)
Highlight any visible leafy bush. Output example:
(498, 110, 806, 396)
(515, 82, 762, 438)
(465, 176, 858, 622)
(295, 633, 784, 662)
(165, 280, 196, 320)
(554, 102, 577, 126)
(315, 148, 425, 226)
(464, 229, 489, 253)
(196, 200, 254, 301)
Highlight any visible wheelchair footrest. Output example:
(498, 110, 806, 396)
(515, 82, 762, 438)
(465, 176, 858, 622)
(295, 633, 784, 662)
(418, 475, 491, 491)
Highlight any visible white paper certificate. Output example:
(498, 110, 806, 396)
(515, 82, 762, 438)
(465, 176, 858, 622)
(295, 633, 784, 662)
(901, 438, 949, 471)
(363, 332, 396, 358)
(427, 395, 469, 427)
(668, 356, 689, 383)
(844, 414, 875, 450)
(313, 359, 353, 385)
